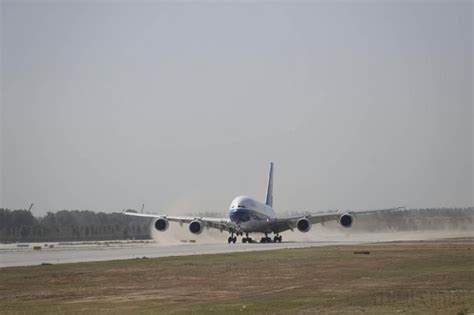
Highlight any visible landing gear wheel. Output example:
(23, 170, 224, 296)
(228, 237, 232, 244)
(232, 237, 237, 243)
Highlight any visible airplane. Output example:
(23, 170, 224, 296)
(124, 163, 405, 243)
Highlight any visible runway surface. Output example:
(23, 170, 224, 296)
(0, 240, 366, 268)
(1, 230, 471, 268)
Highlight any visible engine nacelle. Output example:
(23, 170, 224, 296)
(339, 213, 353, 228)
(296, 218, 312, 233)
(154, 218, 169, 232)
(189, 220, 204, 235)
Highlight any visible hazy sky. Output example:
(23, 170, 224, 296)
(1, 0, 473, 216)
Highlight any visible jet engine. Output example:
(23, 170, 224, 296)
(296, 218, 311, 232)
(154, 218, 169, 232)
(339, 213, 353, 228)
(189, 220, 204, 234)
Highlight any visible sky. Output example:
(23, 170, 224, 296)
(1, 0, 473, 216)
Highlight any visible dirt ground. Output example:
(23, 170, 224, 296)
(0, 238, 473, 314)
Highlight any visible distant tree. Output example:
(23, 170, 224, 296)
(20, 225, 30, 240)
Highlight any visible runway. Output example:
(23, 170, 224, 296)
(0, 240, 366, 268)
(1, 229, 471, 268)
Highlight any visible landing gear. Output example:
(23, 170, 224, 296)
(260, 233, 272, 243)
(228, 231, 237, 244)
(257, 233, 282, 243)
(242, 233, 253, 243)
(230, 232, 281, 244)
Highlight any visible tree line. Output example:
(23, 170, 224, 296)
(0, 209, 153, 243)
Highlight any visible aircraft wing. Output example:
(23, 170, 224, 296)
(345, 206, 406, 216)
(269, 206, 406, 233)
(123, 210, 236, 232)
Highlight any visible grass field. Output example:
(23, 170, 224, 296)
(0, 238, 473, 314)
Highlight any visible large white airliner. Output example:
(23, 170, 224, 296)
(124, 163, 404, 243)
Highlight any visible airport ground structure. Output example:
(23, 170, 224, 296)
(0, 207, 473, 243)
(0, 238, 472, 314)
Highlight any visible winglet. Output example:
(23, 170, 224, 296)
(265, 162, 274, 207)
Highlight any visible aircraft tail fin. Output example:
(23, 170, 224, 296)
(265, 162, 274, 207)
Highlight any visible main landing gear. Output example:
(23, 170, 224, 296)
(228, 235, 237, 244)
(242, 233, 253, 243)
(228, 232, 282, 244)
(260, 233, 282, 243)
(228, 231, 242, 244)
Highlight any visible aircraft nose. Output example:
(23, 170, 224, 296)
(229, 209, 250, 223)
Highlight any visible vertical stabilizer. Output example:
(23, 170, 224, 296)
(265, 162, 274, 207)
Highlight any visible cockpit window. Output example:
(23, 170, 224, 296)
(237, 205, 245, 208)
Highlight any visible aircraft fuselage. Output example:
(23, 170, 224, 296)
(228, 195, 276, 233)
